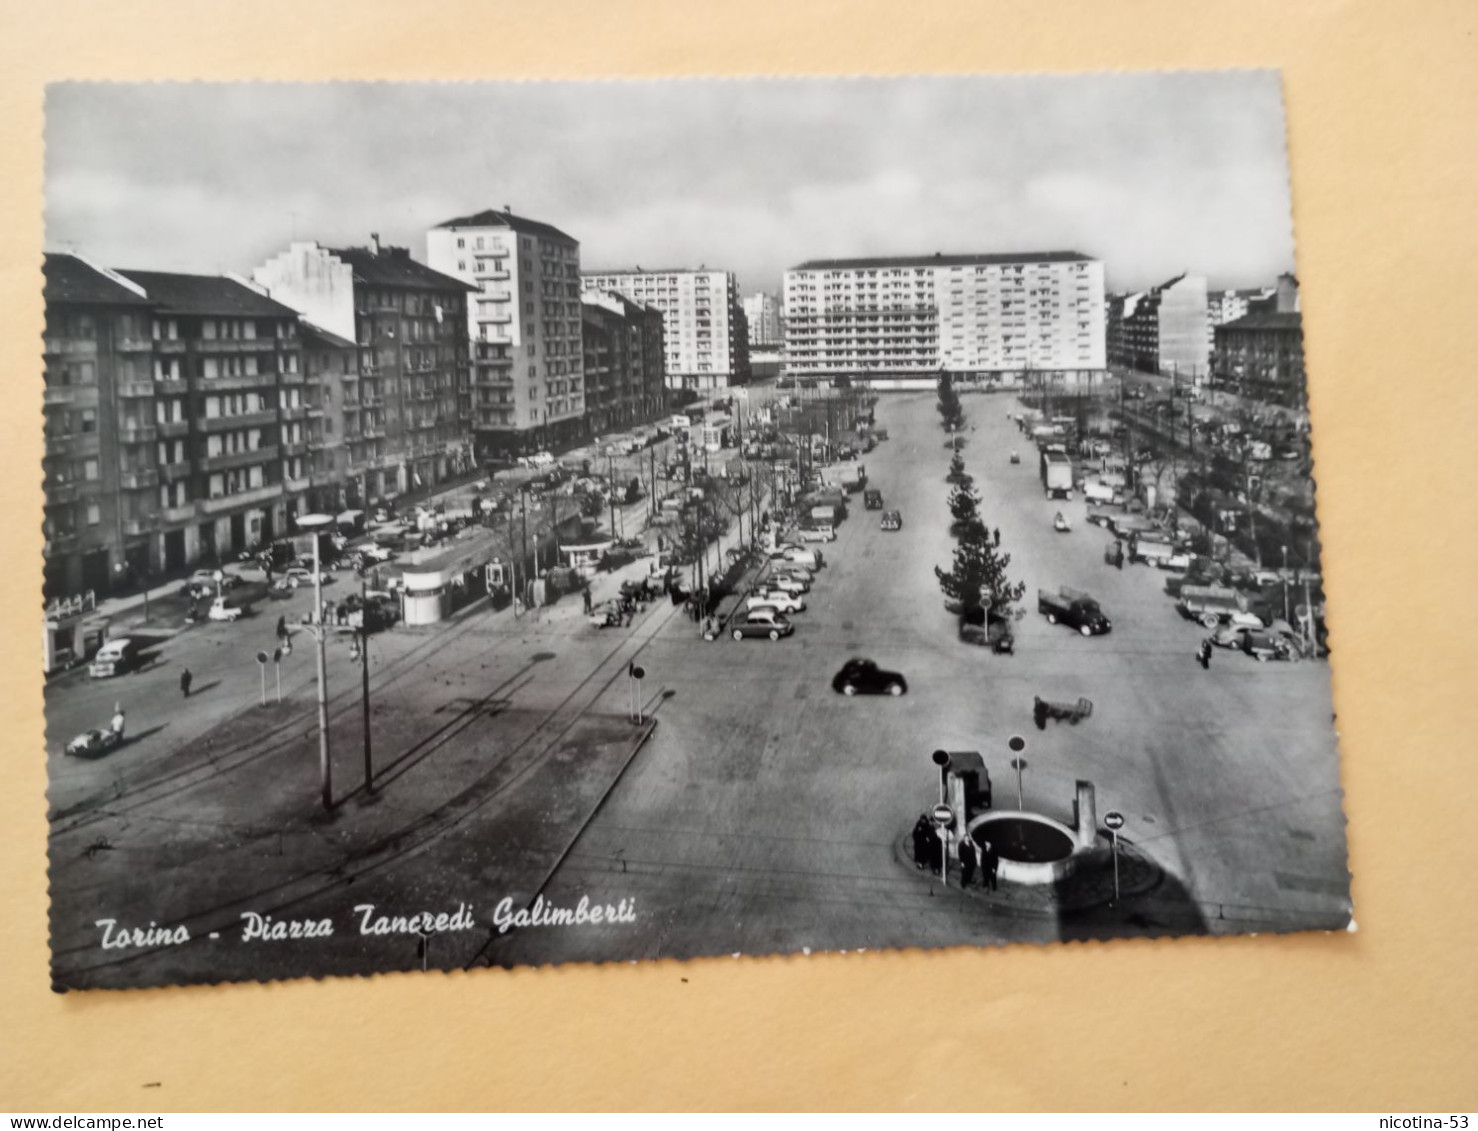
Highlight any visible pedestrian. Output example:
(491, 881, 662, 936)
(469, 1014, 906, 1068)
(180, 668, 193, 699)
(959, 834, 979, 889)
(982, 840, 1000, 891)
(1033, 696, 1050, 731)
(276, 614, 288, 641)
(932, 827, 946, 877)
(911, 815, 932, 871)
(583, 587, 593, 615)
(1198, 638, 1213, 670)
(110, 704, 126, 742)
(993, 527, 1001, 547)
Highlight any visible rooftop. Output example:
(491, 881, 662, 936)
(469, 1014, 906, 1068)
(326, 246, 478, 293)
(582, 267, 733, 279)
(114, 269, 301, 318)
(44, 254, 154, 307)
(1220, 311, 1304, 332)
(299, 319, 357, 351)
(431, 208, 578, 245)
(788, 251, 1096, 271)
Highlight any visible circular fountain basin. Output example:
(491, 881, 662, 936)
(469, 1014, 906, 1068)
(967, 810, 1082, 885)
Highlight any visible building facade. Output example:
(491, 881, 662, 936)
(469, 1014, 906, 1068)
(1212, 274, 1304, 391)
(741, 291, 783, 348)
(580, 291, 667, 436)
(1116, 273, 1210, 378)
(781, 252, 1106, 383)
(425, 209, 584, 457)
(253, 238, 475, 502)
(42, 254, 319, 599)
(581, 268, 751, 392)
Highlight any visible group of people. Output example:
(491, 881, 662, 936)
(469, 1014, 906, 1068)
(911, 815, 1000, 892)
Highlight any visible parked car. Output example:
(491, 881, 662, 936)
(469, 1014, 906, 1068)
(830, 657, 908, 697)
(747, 589, 806, 614)
(1242, 629, 1296, 662)
(880, 510, 903, 532)
(65, 726, 124, 757)
(798, 525, 836, 544)
(358, 544, 395, 563)
(88, 638, 142, 679)
(283, 566, 330, 588)
(765, 573, 810, 596)
(729, 609, 794, 641)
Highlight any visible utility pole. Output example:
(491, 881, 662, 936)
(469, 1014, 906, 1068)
(357, 574, 373, 793)
(608, 453, 618, 540)
(520, 487, 530, 614)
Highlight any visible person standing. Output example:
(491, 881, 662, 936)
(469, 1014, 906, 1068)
(110, 704, 126, 743)
(982, 839, 1000, 892)
(583, 587, 593, 615)
(1198, 638, 1213, 670)
(179, 668, 193, 699)
(911, 815, 932, 871)
(993, 527, 1002, 547)
(959, 834, 979, 889)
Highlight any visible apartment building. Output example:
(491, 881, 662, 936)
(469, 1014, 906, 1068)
(253, 238, 475, 501)
(741, 291, 783, 348)
(42, 254, 316, 599)
(781, 252, 1106, 384)
(581, 291, 667, 435)
(42, 254, 161, 598)
(1212, 274, 1304, 391)
(581, 268, 751, 392)
(1114, 273, 1210, 378)
(426, 209, 584, 457)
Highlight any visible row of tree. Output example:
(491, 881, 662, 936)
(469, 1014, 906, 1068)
(932, 374, 1025, 617)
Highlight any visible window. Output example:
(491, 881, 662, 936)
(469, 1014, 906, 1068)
(80, 409, 96, 433)
(86, 503, 101, 526)
(83, 458, 99, 481)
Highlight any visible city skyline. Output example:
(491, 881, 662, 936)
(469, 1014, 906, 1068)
(45, 74, 1296, 296)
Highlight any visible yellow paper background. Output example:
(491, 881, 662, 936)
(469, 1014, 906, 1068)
(2, 0, 1475, 1112)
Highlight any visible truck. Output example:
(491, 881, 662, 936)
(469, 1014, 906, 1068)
(808, 504, 839, 527)
(1129, 533, 1180, 567)
(1082, 479, 1123, 507)
(1040, 451, 1074, 500)
(1177, 585, 1264, 630)
(820, 462, 867, 494)
(1037, 587, 1112, 636)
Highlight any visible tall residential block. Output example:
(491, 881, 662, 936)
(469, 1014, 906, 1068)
(781, 252, 1106, 383)
(741, 291, 783, 348)
(1212, 273, 1304, 392)
(253, 238, 476, 503)
(425, 209, 584, 457)
(1115, 273, 1210, 378)
(42, 253, 313, 598)
(581, 291, 667, 435)
(581, 268, 751, 392)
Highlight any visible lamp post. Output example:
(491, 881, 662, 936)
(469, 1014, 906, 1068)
(114, 560, 150, 623)
(296, 513, 334, 811)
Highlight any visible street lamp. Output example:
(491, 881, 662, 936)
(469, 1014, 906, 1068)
(296, 512, 335, 811)
(113, 560, 150, 623)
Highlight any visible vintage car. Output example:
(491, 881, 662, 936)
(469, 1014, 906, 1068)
(880, 510, 903, 532)
(831, 657, 908, 697)
(729, 608, 794, 641)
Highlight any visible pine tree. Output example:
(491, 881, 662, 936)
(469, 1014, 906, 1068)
(948, 481, 981, 528)
(936, 522, 1025, 613)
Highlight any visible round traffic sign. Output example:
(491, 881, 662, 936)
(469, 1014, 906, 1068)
(1105, 811, 1125, 830)
(213, 569, 225, 582)
(629, 663, 646, 680)
(1008, 735, 1026, 753)
(931, 803, 954, 827)
(931, 749, 951, 768)
(255, 650, 269, 664)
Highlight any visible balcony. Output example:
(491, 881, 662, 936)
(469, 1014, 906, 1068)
(42, 338, 98, 357)
(161, 502, 197, 524)
(119, 424, 158, 444)
(118, 336, 153, 353)
(122, 517, 156, 536)
(200, 371, 280, 392)
(156, 418, 190, 438)
(43, 385, 98, 407)
(120, 469, 159, 491)
(480, 270, 511, 282)
(118, 380, 156, 398)
(200, 410, 276, 432)
(479, 313, 513, 325)
(44, 433, 100, 459)
(199, 338, 284, 355)
(483, 290, 513, 302)
(279, 367, 305, 385)
(45, 483, 80, 505)
(279, 405, 308, 422)
(160, 460, 191, 483)
(198, 483, 283, 515)
(284, 476, 311, 493)
(201, 446, 278, 473)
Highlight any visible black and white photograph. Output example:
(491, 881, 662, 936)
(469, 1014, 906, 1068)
(40, 72, 1349, 991)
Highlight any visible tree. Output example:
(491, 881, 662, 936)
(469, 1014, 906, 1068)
(937, 371, 964, 431)
(935, 522, 1026, 612)
(948, 481, 981, 529)
(946, 451, 972, 486)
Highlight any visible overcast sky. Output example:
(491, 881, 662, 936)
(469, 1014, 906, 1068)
(46, 73, 1296, 296)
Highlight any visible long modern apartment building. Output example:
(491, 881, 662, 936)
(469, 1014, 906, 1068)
(42, 254, 311, 598)
(252, 238, 476, 502)
(425, 209, 584, 457)
(581, 268, 750, 392)
(782, 252, 1106, 383)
